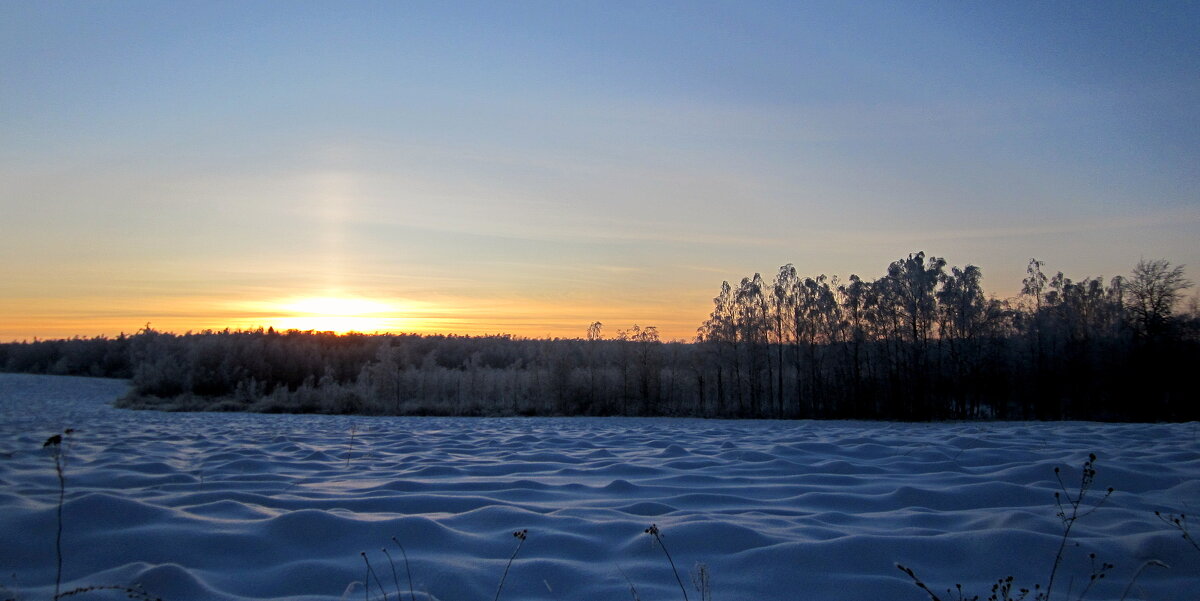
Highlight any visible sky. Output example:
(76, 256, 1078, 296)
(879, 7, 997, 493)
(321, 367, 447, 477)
(2, 1, 1198, 341)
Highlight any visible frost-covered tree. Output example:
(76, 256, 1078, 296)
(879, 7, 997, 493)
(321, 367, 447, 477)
(7, 253, 1198, 422)
(1126, 259, 1193, 337)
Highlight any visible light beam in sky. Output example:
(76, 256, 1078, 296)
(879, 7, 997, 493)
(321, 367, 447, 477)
(260, 296, 406, 334)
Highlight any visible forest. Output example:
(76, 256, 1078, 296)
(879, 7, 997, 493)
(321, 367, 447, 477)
(3, 254, 1196, 421)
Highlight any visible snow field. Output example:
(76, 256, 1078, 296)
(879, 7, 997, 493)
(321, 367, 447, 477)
(1, 373, 1197, 601)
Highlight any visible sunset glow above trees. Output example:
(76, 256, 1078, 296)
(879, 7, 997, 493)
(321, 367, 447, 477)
(1, 2, 1197, 342)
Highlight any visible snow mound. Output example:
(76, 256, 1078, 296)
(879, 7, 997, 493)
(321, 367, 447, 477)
(1, 373, 1197, 601)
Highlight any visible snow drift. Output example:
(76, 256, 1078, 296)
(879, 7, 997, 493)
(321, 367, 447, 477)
(1, 373, 1196, 601)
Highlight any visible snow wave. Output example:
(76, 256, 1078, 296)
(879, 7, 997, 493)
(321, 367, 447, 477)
(0, 373, 1197, 600)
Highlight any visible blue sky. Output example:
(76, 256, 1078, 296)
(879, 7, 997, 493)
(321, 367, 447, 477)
(2, 1, 1198, 339)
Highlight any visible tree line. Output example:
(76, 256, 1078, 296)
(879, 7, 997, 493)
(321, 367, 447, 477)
(694, 254, 1195, 421)
(1, 254, 1195, 421)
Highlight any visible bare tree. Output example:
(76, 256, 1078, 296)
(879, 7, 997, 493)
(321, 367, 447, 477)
(1126, 259, 1193, 337)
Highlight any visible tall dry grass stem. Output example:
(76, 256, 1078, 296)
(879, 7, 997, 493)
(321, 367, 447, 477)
(645, 524, 689, 601)
(617, 565, 642, 601)
(43, 428, 73, 601)
(493, 529, 527, 601)
(389, 536, 416, 601)
(1046, 453, 1112, 600)
(1118, 559, 1169, 601)
(361, 552, 388, 601)
(381, 548, 402, 601)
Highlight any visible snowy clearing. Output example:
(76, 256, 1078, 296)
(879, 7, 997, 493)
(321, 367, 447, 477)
(1, 373, 1197, 601)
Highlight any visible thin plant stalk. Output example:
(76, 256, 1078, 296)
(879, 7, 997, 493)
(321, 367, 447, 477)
(1118, 560, 1169, 601)
(494, 530, 527, 601)
(362, 553, 369, 601)
(390, 536, 416, 601)
(1046, 454, 1112, 601)
(361, 552, 388, 601)
(43, 430, 70, 601)
(645, 524, 689, 601)
(617, 565, 642, 601)
(1155, 511, 1200, 554)
(897, 454, 1113, 601)
(895, 563, 944, 601)
(382, 548, 402, 601)
(1073, 553, 1113, 601)
(53, 447, 65, 600)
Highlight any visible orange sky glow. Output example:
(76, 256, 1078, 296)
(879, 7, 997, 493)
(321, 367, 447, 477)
(0, 291, 710, 342)
(3, 4, 1197, 344)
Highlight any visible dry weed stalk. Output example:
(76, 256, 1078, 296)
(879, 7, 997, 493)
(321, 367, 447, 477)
(43, 428, 74, 601)
(645, 524, 689, 601)
(360, 552, 388, 601)
(345, 422, 357, 467)
(1046, 453, 1112, 599)
(897, 453, 1117, 601)
(492, 530, 530, 599)
(1118, 559, 1169, 601)
(493, 529, 527, 601)
(387, 536, 416, 601)
(617, 565, 642, 601)
(1154, 511, 1200, 554)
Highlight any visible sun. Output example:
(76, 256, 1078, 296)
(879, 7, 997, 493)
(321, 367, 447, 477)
(270, 296, 398, 334)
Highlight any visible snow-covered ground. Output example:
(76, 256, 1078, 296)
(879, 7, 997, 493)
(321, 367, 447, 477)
(1, 373, 1197, 601)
